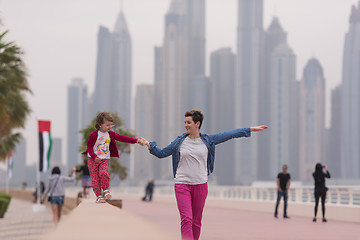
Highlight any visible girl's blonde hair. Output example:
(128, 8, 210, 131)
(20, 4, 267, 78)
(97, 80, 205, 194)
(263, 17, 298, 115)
(95, 112, 113, 130)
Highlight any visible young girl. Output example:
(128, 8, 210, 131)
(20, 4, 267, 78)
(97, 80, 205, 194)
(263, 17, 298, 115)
(83, 112, 141, 203)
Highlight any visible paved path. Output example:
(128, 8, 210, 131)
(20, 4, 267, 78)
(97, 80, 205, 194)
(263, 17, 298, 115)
(117, 194, 360, 240)
(1, 193, 360, 240)
(0, 198, 56, 240)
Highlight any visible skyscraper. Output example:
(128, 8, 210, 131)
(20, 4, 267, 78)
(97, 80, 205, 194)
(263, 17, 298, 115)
(93, 10, 132, 128)
(10, 139, 26, 188)
(269, 44, 297, 179)
(134, 84, 155, 180)
(155, 0, 206, 180)
(67, 78, 88, 171)
(299, 58, 326, 182)
(93, 26, 112, 117)
(210, 48, 236, 184)
(341, 2, 360, 179)
(258, 17, 287, 180)
(111, 11, 132, 128)
(327, 85, 342, 178)
(234, 0, 264, 184)
(51, 137, 62, 169)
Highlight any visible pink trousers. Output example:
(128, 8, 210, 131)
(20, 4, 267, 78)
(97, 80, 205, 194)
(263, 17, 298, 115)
(175, 183, 208, 240)
(87, 157, 110, 197)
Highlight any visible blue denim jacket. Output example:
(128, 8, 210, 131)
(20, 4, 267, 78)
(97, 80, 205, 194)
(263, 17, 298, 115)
(149, 128, 251, 178)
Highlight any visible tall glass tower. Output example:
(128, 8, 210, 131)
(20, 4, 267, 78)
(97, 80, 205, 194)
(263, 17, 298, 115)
(341, 2, 360, 179)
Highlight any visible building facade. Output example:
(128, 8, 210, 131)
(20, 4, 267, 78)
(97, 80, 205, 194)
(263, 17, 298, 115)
(299, 58, 326, 182)
(341, 2, 360, 179)
(67, 78, 88, 170)
(234, 0, 264, 184)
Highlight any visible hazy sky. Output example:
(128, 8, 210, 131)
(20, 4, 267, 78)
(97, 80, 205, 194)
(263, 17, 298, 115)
(0, 0, 358, 166)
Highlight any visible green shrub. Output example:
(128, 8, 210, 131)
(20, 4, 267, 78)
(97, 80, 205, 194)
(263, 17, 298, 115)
(0, 193, 11, 218)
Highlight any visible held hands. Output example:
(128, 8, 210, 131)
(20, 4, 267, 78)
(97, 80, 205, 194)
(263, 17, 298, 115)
(250, 125, 268, 132)
(137, 137, 150, 149)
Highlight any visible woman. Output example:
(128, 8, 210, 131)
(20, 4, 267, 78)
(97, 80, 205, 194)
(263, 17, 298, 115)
(41, 166, 76, 225)
(140, 110, 268, 240)
(313, 163, 331, 222)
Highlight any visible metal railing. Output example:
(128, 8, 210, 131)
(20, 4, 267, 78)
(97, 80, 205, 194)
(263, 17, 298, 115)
(117, 185, 360, 207)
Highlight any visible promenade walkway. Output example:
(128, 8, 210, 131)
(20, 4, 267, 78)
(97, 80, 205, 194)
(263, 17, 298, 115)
(116, 194, 360, 240)
(0, 198, 56, 240)
(1, 191, 359, 239)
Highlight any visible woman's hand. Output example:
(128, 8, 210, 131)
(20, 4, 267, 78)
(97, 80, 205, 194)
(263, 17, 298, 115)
(94, 157, 101, 163)
(137, 137, 146, 146)
(250, 125, 268, 132)
(137, 137, 150, 149)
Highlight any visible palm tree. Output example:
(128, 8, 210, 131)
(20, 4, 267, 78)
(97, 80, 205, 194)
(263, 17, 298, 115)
(0, 31, 31, 161)
(79, 113, 135, 181)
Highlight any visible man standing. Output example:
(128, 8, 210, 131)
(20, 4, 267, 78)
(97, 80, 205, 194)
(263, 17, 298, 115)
(274, 164, 291, 218)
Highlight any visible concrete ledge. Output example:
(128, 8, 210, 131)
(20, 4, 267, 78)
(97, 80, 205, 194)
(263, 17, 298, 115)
(205, 197, 360, 223)
(40, 198, 176, 240)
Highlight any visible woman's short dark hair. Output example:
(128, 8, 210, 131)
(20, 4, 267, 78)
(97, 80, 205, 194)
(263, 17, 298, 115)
(185, 110, 204, 129)
(52, 166, 61, 175)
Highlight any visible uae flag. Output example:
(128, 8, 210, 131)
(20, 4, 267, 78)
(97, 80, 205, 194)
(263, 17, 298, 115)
(38, 120, 52, 172)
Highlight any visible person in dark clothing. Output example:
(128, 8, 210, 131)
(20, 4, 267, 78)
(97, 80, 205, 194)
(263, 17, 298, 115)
(142, 180, 155, 201)
(274, 164, 291, 218)
(33, 181, 45, 203)
(313, 163, 331, 222)
(76, 158, 92, 198)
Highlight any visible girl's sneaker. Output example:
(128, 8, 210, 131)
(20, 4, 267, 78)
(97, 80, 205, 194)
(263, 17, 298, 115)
(96, 196, 106, 203)
(103, 190, 112, 200)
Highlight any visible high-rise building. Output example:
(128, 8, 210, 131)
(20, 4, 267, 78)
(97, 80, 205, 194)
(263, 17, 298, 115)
(93, 10, 132, 128)
(188, 76, 210, 133)
(155, 0, 206, 180)
(51, 137, 62, 169)
(327, 85, 342, 178)
(269, 44, 297, 179)
(258, 17, 287, 180)
(67, 78, 88, 171)
(93, 26, 112, 117)
(234, 0, 264, 184)
(110, 11, 132, 128)
(299, 58, 326, 182)
(134, 84, 155, 180)
(9, 139, 26, 188)
(92, 10, 133, 177)
(341, 2, 360, 179)
(210, 48, 236, 184)
(152, 46, 164, 180)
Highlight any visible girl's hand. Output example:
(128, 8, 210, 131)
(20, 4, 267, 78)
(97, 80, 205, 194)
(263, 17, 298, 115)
(95, 157, 101, 163)
(137, 137, 146, 146)
(250, 125, 268, 132)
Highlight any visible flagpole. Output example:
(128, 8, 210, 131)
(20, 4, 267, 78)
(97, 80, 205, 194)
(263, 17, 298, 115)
(33, 118, 45, 212)
(36, 156, 40, 205)
(36, 117, 41, 205)
(5, 156, 9, 194)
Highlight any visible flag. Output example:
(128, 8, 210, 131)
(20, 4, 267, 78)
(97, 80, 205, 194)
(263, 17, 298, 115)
(38, 120, 52, 172)
(7, 152, 13, 179)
